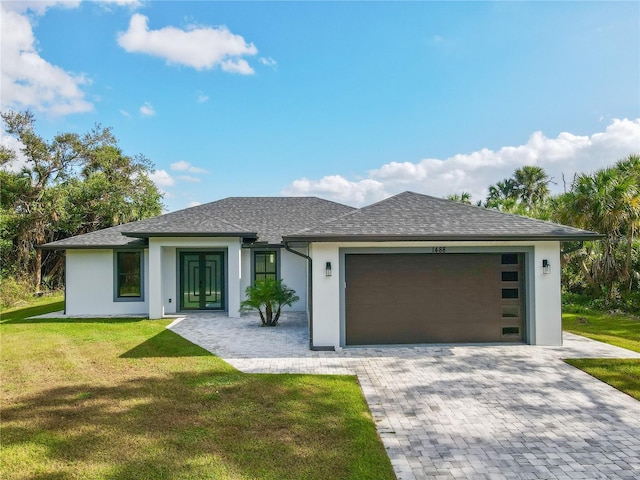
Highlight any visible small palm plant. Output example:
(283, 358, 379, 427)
(240, 278, 300, 327)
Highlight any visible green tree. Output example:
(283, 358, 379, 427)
(485, 178, 518, 211)
(513, 165, 552, 211)
(446, 192, 473, 204)
(485, 167, 551, 213)
(240, 279, 300, 327)
(553, 155, 640, 298)
(1, 110, 163, 292)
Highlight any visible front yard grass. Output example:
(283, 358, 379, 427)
(563, 305, 640, 401)
(1, 299, 395, 480)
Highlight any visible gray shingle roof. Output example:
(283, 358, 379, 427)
(42, 197, 356, 249)
(284, 191, 601, 242)
(41, 192, 600, 249)
(41, 224, 148, 249)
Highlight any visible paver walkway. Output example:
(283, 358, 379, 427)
(169, 312, 640, 480)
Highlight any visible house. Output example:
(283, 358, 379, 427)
(41, 191, 600, 349)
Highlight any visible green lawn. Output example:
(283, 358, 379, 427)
(1, 298, 395, 480)
(0, 293, 64, 323)
(563, 305, 640, 401)
(563, 305, 640, 353)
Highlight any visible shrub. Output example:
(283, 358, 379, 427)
(240, 279, 299, 327)
(0, 276, 33, 309)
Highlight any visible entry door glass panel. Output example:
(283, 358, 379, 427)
(181, 252, 224, 310)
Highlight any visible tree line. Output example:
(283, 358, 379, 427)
(1, 111, 163, 303)
(1, 110, 638, 311)
(448, 158, 640, 310)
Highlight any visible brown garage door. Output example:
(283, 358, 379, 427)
(345, 253, 524, 345)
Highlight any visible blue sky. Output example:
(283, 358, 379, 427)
(2, 1, 639, 211)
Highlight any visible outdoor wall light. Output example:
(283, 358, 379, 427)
(542, 259, 551, 274)
(325, 262, 332, 277)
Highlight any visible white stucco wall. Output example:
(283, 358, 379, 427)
(309, 243, 341, 347)
(161, 247, 177, 314)
(530, 241, 562, 345)
(65, 239, 310, 319)
(280, 248, 308, 312)
(240, 248, 252, 302)
(65, 249, 149, 316)
(148, 237, 242, 319)
(309, 240, 564, 348)
(238, 247, 308, 312)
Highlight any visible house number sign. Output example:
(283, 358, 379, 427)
(431, 247, 447, 254)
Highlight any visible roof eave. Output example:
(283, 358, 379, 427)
(282, 233, 604, 243)
(121, 231, 258, 239)
(39, 242, 147, 250)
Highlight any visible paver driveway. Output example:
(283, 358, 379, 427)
(169, 312, 640, 480)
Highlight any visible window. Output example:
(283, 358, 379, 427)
(501, 271, 519, 282)
(254, 250, 277, 282)
(502, 288, 519, 299)
(115, 251, 143, 300)
(501, 253, 519, 265)
(502, 326, 520, 337)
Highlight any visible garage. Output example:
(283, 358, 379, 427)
(345, 253, 524, 345)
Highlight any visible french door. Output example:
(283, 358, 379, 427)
(180, 252, 225, 310)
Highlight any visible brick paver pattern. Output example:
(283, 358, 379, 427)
(169, 312, 640, 480)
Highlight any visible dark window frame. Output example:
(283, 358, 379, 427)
(113, 250, 144, 302)
(253, 249, 279, 283)
(501, 271, 519, 282)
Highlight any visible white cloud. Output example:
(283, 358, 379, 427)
(196, 92, 209, 103)
(188, 201, 202, 207)
(149, 169, 174, 187)
(5, 0, 139, 14)
(283, 175, 387, 206)
(0, 134, 29, 172)
(220, 58, 254, 75)
(117, 14, 258, 74)
(170, 160, 207, 173)
(119, 109, 131, 117)
(283, 118, 640, 206)
(2, 1, 81, 15)
(1, 1, 141, 116)
(97, 0, 142, 10)
(0, 2, 93, 116)
(178, 175, 201, 183)
(139, 102, 155, 116)
(259, 56, 277, 67)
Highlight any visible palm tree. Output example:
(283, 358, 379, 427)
(558, 159, 640, 297)
(513, 166, 551, 211)
(485, 179, 518, 210)
(613, 154, 640, 290)
(240, 279, 299, 326)
(446, 192, 472, 204)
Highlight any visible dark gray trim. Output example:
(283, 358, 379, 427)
(285, 233, 603, 243)
(310, 346, 336, 351)
(40, 242, 147, 250)
(242, 243, 285, 248)
(524, 250, 535, 344)
(63, 252, 67, 315)
(250, 248, 280, 284)
(176, 248, 228, 312)
(113, 249, 145, 302)
(122, 232, 257, 239)
(283, 242, 315, 350)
